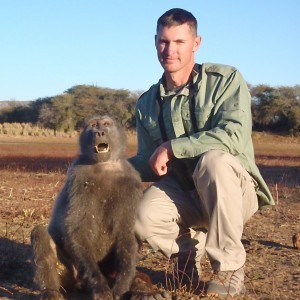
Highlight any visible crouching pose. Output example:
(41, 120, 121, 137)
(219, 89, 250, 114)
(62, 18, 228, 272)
(129, 8, 275, 298)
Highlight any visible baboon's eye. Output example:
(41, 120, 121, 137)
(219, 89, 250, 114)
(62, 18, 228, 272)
(103, 121, 111, 126)
(91, 122, 97, 128)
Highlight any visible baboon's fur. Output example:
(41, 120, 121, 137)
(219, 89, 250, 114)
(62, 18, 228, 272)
(31, 115, 143, 300)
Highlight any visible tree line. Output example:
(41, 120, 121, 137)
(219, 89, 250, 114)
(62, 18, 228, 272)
(0, 85, 141, 132)
(0, 84, 299, 135)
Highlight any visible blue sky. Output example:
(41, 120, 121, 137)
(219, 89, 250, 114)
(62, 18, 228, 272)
(1, 0, 299, 101)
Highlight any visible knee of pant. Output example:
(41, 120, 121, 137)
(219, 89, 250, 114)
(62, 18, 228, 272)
(135, 201, 159, 240)
(196, 150, 230, 177)
(136, 204, 158, 226)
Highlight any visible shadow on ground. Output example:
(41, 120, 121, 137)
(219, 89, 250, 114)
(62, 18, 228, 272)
(0, 156, 72, 172)
(0, 238, 37, 299)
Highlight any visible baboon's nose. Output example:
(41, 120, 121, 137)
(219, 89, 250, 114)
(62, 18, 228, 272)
(97, 131, 105, 137)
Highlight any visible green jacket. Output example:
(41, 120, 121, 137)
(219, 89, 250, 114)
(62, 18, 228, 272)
(129, 63, 274, 209)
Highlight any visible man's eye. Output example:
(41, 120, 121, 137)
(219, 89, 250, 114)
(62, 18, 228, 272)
(159, 40, 168, 45)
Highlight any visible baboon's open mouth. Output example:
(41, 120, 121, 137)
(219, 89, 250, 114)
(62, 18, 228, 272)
(94, 143, 110, 153)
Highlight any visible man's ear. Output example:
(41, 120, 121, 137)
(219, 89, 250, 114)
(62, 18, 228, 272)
(193, 35, 202, 52)
(154, 34, 157, 47)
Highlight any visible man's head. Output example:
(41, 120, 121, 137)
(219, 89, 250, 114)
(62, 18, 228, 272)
(156, 8, 197, 36)
(155, 8, 201, 78)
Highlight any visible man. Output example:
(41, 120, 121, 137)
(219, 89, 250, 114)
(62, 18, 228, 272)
(129, 8, 274, 298)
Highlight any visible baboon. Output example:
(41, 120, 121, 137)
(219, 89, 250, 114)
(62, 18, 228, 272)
(31, 115, 144, 300)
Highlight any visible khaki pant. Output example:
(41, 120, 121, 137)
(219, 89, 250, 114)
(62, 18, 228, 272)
(135, 150, 258, 271)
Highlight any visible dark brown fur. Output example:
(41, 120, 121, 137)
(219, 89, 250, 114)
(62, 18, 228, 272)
(31, 115, 143, 300)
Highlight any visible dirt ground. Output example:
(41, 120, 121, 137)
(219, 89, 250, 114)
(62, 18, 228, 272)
(0, 135, 299, 299)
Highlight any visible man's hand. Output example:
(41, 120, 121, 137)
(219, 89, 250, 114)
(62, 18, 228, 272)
(148, 141, 173, 176)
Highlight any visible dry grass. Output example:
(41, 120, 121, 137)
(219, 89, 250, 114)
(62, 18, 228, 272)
(0, 122, 78, 138)
(252, 131, 300, 158)
(0, 132, 299, 299)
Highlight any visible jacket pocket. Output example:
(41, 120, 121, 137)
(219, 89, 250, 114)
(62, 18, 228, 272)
(182, 106, 212, 132)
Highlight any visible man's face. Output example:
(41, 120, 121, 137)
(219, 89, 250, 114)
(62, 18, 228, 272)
(155, 23, 201, 74)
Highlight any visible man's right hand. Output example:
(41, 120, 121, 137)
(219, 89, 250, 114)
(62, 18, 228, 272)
(148, 141, 173, 176)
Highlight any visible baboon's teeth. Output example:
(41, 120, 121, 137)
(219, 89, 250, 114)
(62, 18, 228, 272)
(94, 143, 110, 153)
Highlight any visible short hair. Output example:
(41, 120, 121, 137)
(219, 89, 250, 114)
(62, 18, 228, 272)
(156, 8, 197, 35)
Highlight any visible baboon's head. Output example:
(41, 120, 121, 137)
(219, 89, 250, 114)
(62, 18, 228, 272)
(79, 115, 126, 163)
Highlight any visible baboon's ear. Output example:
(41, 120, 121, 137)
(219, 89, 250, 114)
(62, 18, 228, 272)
(83, 116, 91, 128)
(78, 121, 86, 135)
(78, 127, 84, 135)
